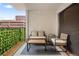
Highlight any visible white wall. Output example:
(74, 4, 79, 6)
(29, 10, 57, 35)
(28, 3, 72, 36)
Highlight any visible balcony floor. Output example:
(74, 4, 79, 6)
(14, 43, 73, 56)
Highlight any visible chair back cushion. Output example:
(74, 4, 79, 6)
(60, 33, 68, 40)
(31, 31, 37, 36)
(38, 31, 45, 36)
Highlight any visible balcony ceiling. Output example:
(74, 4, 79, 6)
(10, 3, 71, 11)
(10, 3, 62, 11)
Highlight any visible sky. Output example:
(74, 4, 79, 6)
(0, 3, 26, 20)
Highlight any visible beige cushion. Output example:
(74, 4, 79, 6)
(38, 31, 44, 36)
(51, 38, 66, 45)
(30, 36, 46, 39)
(31, 31, 37, 36)
(56, 40, 66, 44)
(28, 40, 46, 44)
(60, 33, 68, 40)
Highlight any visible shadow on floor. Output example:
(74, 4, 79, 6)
(20, 45, 61, 55)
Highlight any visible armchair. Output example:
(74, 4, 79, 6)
(51, 33, 68, 52)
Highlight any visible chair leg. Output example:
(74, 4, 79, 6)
(27, 43, 29, 51)
(27, 43, 32, 52)
(54, 45, 56, 52)
(65, 45, 67, 52)
(44, 43, 47, 51)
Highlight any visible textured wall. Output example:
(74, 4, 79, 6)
(29, 10, 58, 35)
(59, 4, 79, 55)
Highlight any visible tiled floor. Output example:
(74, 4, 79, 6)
(14, 43, 73, 56)
(20, 45, 60, 55)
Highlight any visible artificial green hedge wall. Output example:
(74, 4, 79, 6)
(0, 28, 26, 55)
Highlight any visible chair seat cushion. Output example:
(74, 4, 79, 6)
(27, 39, 46, 44)
(51, 38, 66, 45)
(29, 36, 46, 39)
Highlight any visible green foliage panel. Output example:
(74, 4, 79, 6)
(0, 28, 26, 55)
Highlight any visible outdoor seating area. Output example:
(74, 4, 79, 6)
(0, 3, 79, 56)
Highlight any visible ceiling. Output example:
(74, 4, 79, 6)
(10, 3, 63, 11)
(25, 3, 63, 11)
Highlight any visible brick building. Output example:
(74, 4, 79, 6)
(0, 16, 26, 28)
